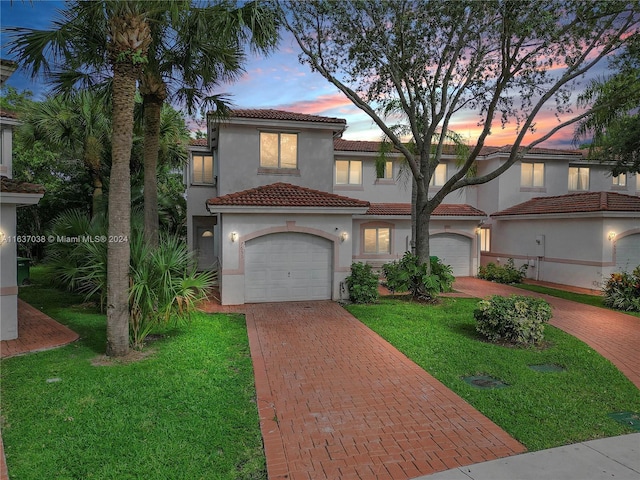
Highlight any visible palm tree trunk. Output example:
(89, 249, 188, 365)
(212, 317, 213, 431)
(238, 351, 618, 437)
(142, 95, 162, 248)
(106, 60, 137, 357)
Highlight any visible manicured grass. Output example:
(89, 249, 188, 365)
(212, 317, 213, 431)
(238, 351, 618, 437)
(514, 283, 640, 318)
(3, 270, 265, 480)
(346, 297, 640, 451)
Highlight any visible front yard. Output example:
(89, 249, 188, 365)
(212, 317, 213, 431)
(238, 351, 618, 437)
(2, 273, 639, 478)
(346, 297, 640, 451)
(2, 275, 265, 480)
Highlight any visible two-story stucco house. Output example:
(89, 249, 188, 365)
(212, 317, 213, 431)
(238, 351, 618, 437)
(185, 108, 640, 305)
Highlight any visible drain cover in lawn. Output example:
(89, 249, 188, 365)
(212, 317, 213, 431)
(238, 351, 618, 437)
(528, 364, 566, 373)
(608, 412, 640, 432)
(462, 375, 509, 389)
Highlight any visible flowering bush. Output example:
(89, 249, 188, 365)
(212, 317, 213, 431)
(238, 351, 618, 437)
(477, 258, 527, 284)
(602, 266, 640, 312)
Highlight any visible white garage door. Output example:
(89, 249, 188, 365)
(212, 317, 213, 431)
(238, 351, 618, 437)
(430, 234, 472, 277)
(245, 233, 332, 303)
(615, 234, 640, 272)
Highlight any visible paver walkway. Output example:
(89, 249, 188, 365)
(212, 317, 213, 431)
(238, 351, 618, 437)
(245, 301, 526, 480)
(453, 277, 640, 390)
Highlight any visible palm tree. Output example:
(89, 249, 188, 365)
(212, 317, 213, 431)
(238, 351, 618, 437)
(139, 1, 280, 246)
(19, 90, 111, 217)
(8, 0, 153, 357)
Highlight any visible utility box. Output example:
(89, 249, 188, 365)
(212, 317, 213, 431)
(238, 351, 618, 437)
(534, 235, 545, 257)
(17, 257, 31, 286)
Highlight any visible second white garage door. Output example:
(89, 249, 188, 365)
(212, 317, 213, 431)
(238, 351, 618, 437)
(615, 234, 640, 272)
(245, 232, 333, 303)
(430, 233, 472, 277)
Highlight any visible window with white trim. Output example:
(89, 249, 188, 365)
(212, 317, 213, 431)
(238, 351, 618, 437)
(192, 154, 214, 184)
(612, 174, 626, 186)
(336, 160, 362, 185)
(364, 227, 390, 254)
(430, 163, 447, 186)
(260, 132, 297, 169)
(568, 167, 589, 191)
(521, 162, 544, 188)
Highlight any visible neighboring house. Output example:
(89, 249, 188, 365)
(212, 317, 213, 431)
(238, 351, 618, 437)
(0, 60, 45, 340)
(186, 108, 640, 305)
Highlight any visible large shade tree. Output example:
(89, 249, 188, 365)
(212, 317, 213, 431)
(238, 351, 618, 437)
(574, 32, 640, 175)
(283, 0, 640, 291)
(8, 0, 154, 356)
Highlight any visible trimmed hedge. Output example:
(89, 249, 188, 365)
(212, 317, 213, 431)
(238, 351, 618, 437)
(345, 262, 380, 304)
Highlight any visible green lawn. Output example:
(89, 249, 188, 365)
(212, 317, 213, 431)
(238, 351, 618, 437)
(347, 297, 640, 451)
(514, 283, 640, 318)
(2, 271, 265, 480)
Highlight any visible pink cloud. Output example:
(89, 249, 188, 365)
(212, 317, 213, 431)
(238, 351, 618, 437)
(276, 92, 357, 115)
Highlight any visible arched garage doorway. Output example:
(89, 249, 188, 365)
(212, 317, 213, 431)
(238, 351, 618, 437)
(430, 233, 472, 277)
(244, 232, 333, 302)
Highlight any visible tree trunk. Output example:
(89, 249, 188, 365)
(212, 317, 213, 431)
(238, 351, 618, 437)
(106, 60, 137, 357)
(142, 94, 162, 248)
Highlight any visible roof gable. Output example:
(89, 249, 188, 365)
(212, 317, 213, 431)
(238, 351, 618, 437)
(207, 182, 369, 208)
(492, 192, 640, 217)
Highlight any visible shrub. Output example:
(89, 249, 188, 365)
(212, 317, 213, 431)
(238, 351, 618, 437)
(474, 295, 552, 346)
(345, 262, 379, 304)
(44, 210, 216, 348)
(382, 252, 454, 300)
(602, 266, 640, 312)
(478, 258, 528, 284)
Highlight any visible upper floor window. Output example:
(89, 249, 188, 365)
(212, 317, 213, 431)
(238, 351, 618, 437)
(192, 154, 214, 184)
(260, 132, 297, 169)
(336, 160, 362, 185)
(364, 226, 391, 254)
(430, 164, 447, 186)
(568, 167, 589, 191)
(379, 160, 393, 179)
(521, 162, 544, 188)
(612, 174, 626, 187)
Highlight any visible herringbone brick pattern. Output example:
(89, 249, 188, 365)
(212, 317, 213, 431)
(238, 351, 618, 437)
(245, 301, 526, 480)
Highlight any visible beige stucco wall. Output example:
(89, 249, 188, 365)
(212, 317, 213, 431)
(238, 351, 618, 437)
(218, 212, 356, 305)
(485, 215, 639, 290)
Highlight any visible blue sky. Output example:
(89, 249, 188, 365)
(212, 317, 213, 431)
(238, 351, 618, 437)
(0, 0, 612, 148)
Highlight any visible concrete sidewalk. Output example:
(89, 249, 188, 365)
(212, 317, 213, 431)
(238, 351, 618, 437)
(413, 433, 640, 480)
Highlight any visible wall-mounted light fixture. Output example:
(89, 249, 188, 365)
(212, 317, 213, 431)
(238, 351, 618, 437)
(340, 231, 348, 242)
(201, 230, 214, 238)
(0, 230, 6, 245)
(230, 231, 238, 242)
(608, 231, 617, 241)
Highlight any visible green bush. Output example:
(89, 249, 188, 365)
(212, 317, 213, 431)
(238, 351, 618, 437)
(478, 258, 528, 284)
(474, 295, 552, 346)
(602, 266, 640, 312)
(44, 210, 216, 348)
(345, 262, 379, 304)
(382, 252, 454, 300)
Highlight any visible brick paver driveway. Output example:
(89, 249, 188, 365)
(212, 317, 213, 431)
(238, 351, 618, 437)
(454, 277, 640, 390)
(245, 301, 525, 480)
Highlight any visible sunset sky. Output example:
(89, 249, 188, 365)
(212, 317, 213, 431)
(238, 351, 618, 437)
(1, 1, 614, 149)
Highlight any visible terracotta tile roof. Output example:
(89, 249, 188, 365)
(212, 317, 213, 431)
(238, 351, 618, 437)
(0, 176, 45, 194)
(367, 203, 486, 217)
(492, 192, 640, 217)
(189, 137, 208, 146)
(230, 109, 346, 125)
(333, 139, 585, 158)
(207, 182, 369, 208)
(0, 109, 18, 120)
